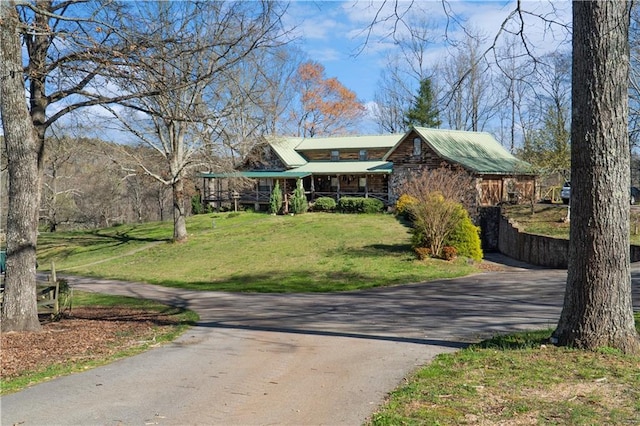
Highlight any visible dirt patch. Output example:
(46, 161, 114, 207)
(1, 307, 182, 380)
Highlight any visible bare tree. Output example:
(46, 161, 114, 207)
(439, 30, 497, 131)
(0, 0, 287, 329)
(207, 45, 303, 165)
(371, 17, 437, 134)
(518, 51, 571, 180)
(493, 36, 536, 152)
(552, 1, 640, 354)
(1, 0, 174, 331)
(41, 136, 82, 232)
(372, 56, 413, 133)
(103, 1, 287, 242)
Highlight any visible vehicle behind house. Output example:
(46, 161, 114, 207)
(561, 182, 571, 204)
(561, 182, 640, 205)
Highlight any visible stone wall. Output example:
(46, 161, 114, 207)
(477, 207, 500, 252)
(496, 215, 640, 268)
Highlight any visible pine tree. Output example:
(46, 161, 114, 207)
(269, 181, 283, 214)
(404, 78, 441, 128)
(290, 179, 308, 214)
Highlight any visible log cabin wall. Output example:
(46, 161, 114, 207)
(302, 148, 389, 161)
(385, 130, 445, 169)
(243, 145, 287, 170)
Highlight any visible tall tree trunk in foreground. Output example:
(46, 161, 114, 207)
(553, 1, 640, 354)
(172, 178, 188, 243)
(0, 2, 42, 331)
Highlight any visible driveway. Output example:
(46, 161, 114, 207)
(2, 255, 639, 425)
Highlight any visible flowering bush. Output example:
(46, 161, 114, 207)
(395, 194, 418, 217)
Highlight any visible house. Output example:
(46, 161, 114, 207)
(198, 127, 535, 211)
(386, 127, 535, 206)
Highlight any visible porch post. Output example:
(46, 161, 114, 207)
(216, 179, 222, 211)
(365, 175, 369, 198)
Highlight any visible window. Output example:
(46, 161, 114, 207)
(359, 177, 367, 191)
(258, 178, 272, 192)
(359, 149, 368, 161)
(413, 137, 422, 156)
(331, 150, 339, 161)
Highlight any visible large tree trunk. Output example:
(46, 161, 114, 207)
(172, 179, 188, 242)
(0, 3, 43, 332)
(553, 1, 640, 354)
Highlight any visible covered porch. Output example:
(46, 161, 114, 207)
(199, 161, 393, 211)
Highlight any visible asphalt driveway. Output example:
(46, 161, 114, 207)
(2, 255, 639, 425)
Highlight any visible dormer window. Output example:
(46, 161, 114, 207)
(359, 149, 368, 161)
(331, 150, 339, 161)
(413, 137, 422, 156)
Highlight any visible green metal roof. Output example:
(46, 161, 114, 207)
(198, 171, 311, 179)
(295, 134, 404, 151)
(291, 161, 392, 174)
(267, 137, 307, 167)
(386, 127, 533, 175)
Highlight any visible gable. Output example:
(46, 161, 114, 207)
(242, 142, 289, 171)
(385, 127, 533, 175)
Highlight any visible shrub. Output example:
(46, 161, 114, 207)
(441, 245, 458, 261)
(191, 194, 204, 215)
(290, 179, 308, 214)
(338, 197, 384, 214)
(444, 208, 483, 261)
(414, 246, 431, 260)
(312, 197, 336, 212)
(407, 192, 466, 257)
(269, 181, 283, 214)
(395, 194, 418, 218)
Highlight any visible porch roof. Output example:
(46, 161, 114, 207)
(291, 161, 393, 175)
(199, 171, 311, 179)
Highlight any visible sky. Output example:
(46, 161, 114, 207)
(0, 0, 572, 140)
(284, 0, 572, 131)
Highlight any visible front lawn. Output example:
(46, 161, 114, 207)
(370, 320, 640, 425)
(37, 212, 480, 292)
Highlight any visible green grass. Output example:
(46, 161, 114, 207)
(369, 316, 640, 425)
(37, 212, 480, 292)
(1, 292, 199, 395)
(502, 204, 640, 245)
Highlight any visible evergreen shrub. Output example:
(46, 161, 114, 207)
(290, 179, 308, 214)
(269, 181, 283, 214)
(338, 197, 384, 213)
(312, 197, 336, 212)
(444, 206, 483, 261)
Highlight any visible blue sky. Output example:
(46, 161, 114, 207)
(285, 1, 571, 105)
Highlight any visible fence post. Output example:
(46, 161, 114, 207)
(51, 261, 59, 315)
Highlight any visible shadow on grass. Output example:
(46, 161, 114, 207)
(37, 230, 171, 265)
(325, 243, 414, 259)
(148, 268, 447, 293)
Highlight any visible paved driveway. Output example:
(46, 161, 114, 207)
(2, 256, 639, 425)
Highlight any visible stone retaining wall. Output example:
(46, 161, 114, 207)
(496, 215, 640, 268)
